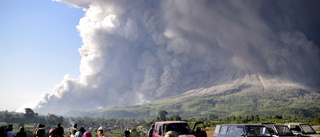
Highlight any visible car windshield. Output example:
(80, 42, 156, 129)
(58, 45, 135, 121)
(300, 124, 316, 134)
(245, 126, 271, 136)
(275, 126, 294, 136)
(167, 123, 192, 135)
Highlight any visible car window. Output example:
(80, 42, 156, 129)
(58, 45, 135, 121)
(235, 127, 244, 136)
(159, 125, 162, 135)
(300, 124, 316, 134)
(219, 126, 228, 135)
(168, 123, 192, 135)
(275, 126, 293, 135)
(227, 126, 235, 136)
(214, 125, 221, 134)
(245, 126, 270, 136)
(154, 125, 158, 134)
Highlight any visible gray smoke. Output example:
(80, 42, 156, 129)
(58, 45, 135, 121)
(34, 0, 320, 114)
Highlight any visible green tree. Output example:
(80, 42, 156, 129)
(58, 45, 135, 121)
(225, 116, 230, 121)
(255, 115, 260, 121)
(24, 108, 37, 123)
(231, 116, 236, 121)
(159, 111, 168, 121)
(209, 114, 217, 120)
(250, 115, 254, 121)
(169, 115, 182, 121)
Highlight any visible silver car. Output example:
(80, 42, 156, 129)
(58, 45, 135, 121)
(264, 124, 295, 137)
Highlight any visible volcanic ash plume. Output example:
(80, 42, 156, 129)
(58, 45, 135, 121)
(34, 0, 320, 114)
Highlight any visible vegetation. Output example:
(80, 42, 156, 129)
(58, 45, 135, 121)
(65, 88, 320, 120)
(1, 109, 320, 137)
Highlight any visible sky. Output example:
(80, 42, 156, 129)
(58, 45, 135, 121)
(0, 0, 84, 112)
(1, 0, 320, 114)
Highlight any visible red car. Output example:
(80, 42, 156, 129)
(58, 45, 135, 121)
(152, 121, 207, 137)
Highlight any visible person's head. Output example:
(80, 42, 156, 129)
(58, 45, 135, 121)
(38, 124, 45, 128)
(124, 130, 130, 137)
(82, 132, 92, 137)
(72, 130, 77, 135)
(79, 127, 86, 134)
(57, 123, 61, 127)
(73, 124, 77, 128)
(49, 128, 56, 136)
(19, 127, 25, 132)
(151, 124, 154, 129)
(0, 126, 5, 132)
(97, 126, 104, 136)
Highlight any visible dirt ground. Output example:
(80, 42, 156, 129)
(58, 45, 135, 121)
(206, 126, 215, 137)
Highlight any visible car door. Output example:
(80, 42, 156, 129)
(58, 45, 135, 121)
(153, 124, 164, 137)
(234, 126, 245, 137)
(192, 122, 207, 137)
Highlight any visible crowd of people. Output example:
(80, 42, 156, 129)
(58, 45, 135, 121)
(0, 123, 131, 137)
(0, 124, 26, 137)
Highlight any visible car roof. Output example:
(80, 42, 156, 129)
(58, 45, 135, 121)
(286, 122, 306, 125)
(220, 124, 265, 126)
(154, 121, 188, 124)
(265, 124, 288, 127)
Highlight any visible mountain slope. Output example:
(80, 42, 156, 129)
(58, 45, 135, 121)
(65, 74, 320, 119)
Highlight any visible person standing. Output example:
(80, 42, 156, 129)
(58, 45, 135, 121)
(33, 124, 45, 137)
(124, 130, 130, 137)
(55, 123, 64, 137)
(97, 127, 104, 137)
(148, 124, 154, 137)
(0, 126, 6, 137)
(6, 124, 15, 137)
(82, 132, 91, 137)
(16, 127, 27, 137)
(74, 127, 85, 137)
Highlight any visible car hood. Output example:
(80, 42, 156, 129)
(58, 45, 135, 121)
(178, 135, 196, 137)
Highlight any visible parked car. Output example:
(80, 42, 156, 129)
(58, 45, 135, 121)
(213, 124, 271, 137)
(263, 124, 295, 137)
(152, 121, 207, 137)
(285, 123, 320, 137)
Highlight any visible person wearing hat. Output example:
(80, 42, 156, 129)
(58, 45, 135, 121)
(49, 128, 58, 137)
(97, 126, 104, 137)
(82, 132, 92, 137)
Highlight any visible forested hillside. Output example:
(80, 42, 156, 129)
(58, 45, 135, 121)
(66, 88, 320, 120)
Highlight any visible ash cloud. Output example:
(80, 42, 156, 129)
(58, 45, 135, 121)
(35, 0, 320, 114)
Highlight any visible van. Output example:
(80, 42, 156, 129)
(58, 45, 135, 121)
(213, 124, 271, 137)
(152, 121, 207, 137)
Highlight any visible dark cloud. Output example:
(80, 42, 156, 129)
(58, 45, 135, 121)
(34, 0, 320, 114)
